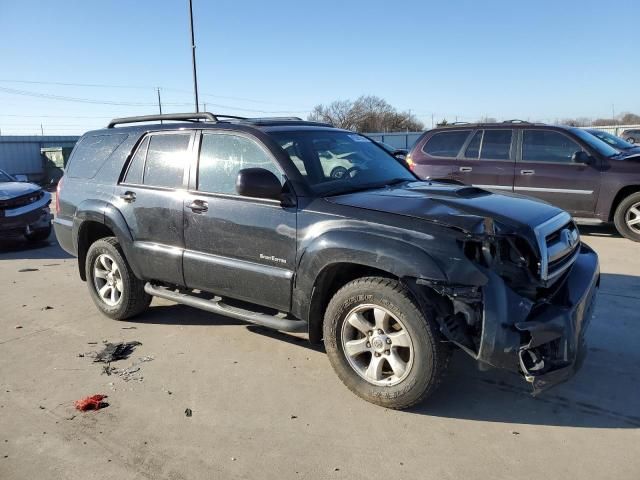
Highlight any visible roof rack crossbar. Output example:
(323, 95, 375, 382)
(107, 112, 218, 128)
(502, 119, 530, 124)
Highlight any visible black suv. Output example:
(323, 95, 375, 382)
(55, 113, 599, 408)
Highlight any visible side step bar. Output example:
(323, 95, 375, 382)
(144, 283, 307, 333)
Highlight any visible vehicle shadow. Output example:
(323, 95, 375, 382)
(409, 272, 640, 428)
(578, 223, 620, 238)
(0, 232, 73, 260)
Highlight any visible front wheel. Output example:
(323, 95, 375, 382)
(323, 277, 450, 409)
(85, 237, 151, 319)
(614, 192, 640, 242)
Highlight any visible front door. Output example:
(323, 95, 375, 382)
(182, 131, 296, 312)
(514, 129, 600, 215)
(116, 131, 194, 285)
(452, 129, 516, 192)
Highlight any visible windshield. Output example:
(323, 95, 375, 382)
(570, 128, 621, 157)
(0, 169, 15, 182)
(587, 129, 634, 150)
(268, 130, 416, 195)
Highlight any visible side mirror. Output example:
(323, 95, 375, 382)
(392, 149, 408, 161)
(572, 151, 593, 164)
(236, 168, 283, 200)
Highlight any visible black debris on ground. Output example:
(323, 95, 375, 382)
(93, 341, 142, 363)
(121, 326, 137, 330)
(18, 268, 39, 273)
(185, 408, 193, 417)
(290, 415, 298, 419)
(41, 306, 53, 311)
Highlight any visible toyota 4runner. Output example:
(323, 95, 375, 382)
(54, 113, 599, 409)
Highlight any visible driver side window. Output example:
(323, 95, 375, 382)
(522, 130, 581, 163)
(197, 133, 283, 195)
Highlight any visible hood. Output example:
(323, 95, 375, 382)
(0, 182, 41, 201)
(327, 181, 564, 235)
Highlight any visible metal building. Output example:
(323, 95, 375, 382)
(0, 135, 79, 181)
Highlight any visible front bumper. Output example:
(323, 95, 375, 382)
(479, 243, 599, 394)
(0, 195, 52, 238)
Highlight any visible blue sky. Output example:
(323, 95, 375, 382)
(0, 0, 638, 135)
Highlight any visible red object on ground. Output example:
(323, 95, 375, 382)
(74, 394, 108, 411)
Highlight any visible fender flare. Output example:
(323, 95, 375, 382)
(73, 200, 141, 280)
(292, 229, 448, 339)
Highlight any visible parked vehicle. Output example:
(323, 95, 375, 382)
(407, 121, 640, 241)
(586, 128, 640, 155)
(0, 168, 52, 241)
(621, 129, 640, 144)
(54, 113, 599, 408)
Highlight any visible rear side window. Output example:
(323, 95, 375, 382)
(123, 137, 149, 184)
(423, 130, 471, 158)
(143, 134, 191, 188)
(522, 130, 581, 163)
(66, 134, 128, 179)
(464, 131, 482, 159)
(481, 130, 512, 160)
(197, 133, 282, 195)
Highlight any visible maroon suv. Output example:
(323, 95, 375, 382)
(407, 121, 640, 241)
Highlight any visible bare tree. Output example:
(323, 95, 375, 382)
(308, 95, 424, 132)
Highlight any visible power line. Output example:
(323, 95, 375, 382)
(0, 78, 312, 108)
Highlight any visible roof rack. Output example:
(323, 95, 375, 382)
(502, 119, 531, 124)
(450, 121, 471, 125)
(107, 112, 217, 128)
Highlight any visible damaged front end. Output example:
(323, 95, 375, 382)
(414, 212, 599, 394)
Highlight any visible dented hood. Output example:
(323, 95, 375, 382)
(328, 181, 564, 234)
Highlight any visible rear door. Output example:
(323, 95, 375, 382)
(116, 131, 194, 285)
(514, 129, 600, 215)
(412, 129, 472, 180)
(182, 130, 296, 311)
(452, 128, 515, 191)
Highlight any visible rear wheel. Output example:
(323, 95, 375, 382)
(323, 277, 450, 409)
(627, 137, 636, 144)
(614, 192, 640, 242)
(85, 237, 151, 319)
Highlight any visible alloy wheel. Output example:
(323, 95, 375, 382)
(340, 304, 414, 386)
(93, 253, 123, 306)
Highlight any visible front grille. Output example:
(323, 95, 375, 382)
(534, 212, 580, 283)
(0, 190, 43, 210)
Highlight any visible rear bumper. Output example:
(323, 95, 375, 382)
(481, 243, 599, 393)
(53, 217, 75, 255)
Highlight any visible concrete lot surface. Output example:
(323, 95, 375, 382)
(1, 226, 639, 480)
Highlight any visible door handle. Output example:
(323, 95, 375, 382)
(459, 166, 473, 172)
(120, 191, 136, 202)
(188, 199, 208, 213)
(521, 169, 535, 175)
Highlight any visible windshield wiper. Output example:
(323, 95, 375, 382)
(322, 178, 411, 197)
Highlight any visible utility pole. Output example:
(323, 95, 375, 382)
(188, 0, 200, 113)
(612, 103, 615, 124)
(40, 123, 44, 136)
(157, 88, 163, 124)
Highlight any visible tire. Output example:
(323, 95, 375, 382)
(614, 192, 640, 242)
(323, 277, 450, 409)
(25, 224, 52, 242)
(627, 137, 635, 144)
(330, 166, 348, 179)
(85, 237, 151, 319)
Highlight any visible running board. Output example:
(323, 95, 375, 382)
(144, 283, 307, 333)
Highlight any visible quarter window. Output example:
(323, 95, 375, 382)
(423, 130, 471, 158)
(522, 130, 581, 163)
(481, 130, 512, 160)
(123, 136, 149, 184)
(198, 133, 282, 195)
(143, 134, 191, 188)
